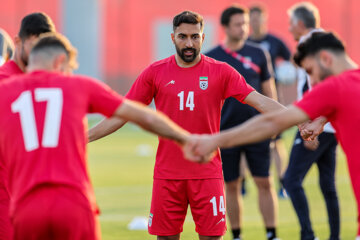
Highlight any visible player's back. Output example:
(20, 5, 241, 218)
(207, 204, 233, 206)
(0, 70, 120, 215)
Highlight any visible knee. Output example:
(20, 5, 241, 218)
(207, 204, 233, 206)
(319, 179, 337, 198)
(254, 177, 272, 192)
(225, 179, 240, 193)
(283, 174, 300, 192)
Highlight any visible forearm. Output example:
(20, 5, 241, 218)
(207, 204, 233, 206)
(88, 117, 126, 142)
(214, 113, 283, 149)
(262, 78, 278, 101)
(244, 91, 286, 114)
(213, 106, 308, 149)
(116, 100, 189, 145)
(255, 96, 286, 113)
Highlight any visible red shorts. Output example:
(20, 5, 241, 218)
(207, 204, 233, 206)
(148, 178, 226, 236)
(12, 185, 101, 240)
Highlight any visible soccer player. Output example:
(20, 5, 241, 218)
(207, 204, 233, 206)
(0, 32, 200, 240)
(187, 31, 359, 240)
(0, 13, 56, 79)
(88, 10, 285, 240)
(248, 4, 292, 198)
(0, 12, 56, 240)
(205, 6, 279, 240)
(0, 28, 14, 65)
(285, 3, 340, 240)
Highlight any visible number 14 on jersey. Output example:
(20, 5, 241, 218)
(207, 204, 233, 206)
(177, 91, 195, 111)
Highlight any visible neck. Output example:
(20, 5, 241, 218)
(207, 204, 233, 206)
(175, 54, 201, 68)
(26, 63, 53, 73)
(333, 54, 358, 75)
(250, 28, 267, 40)
(13, 49, 26, 72)
(224, 37, 245, 51)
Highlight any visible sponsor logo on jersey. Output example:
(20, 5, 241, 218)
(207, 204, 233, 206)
(243, 56, 252, 69)
(148, 213, 153, 227)
(199, 76, 208, 90)
(165, 80, 175, 86)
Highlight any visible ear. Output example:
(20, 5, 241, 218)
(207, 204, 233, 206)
(53, 53, 67, 72)
(14, 36, 21, 47)
(318, 50, 333, 67)
(202, 33, 205, 42)
(171, 33, 175, 44)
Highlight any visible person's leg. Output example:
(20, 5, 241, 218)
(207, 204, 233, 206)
(246, 139, 278, 240)
(149, 179, 188, 239)
(316, 133, 339, 240)
(239, 154, 248, 196)
(253, 176, 278, 228)
(270, 137, 288, 198)
(189, 179, 226, 240)
(344, 152, 360, 239)
(199, 235, 222, 240)
(158, 235, 180, 240)
(283, 131, 323, 240)
(221, 149, 242, 240)
(225, 179, 242, 230)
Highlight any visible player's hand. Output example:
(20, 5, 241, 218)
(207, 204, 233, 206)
(303, 137, 319, 151)
(299, 117, 326, 141)
(182, 134, 216, 163)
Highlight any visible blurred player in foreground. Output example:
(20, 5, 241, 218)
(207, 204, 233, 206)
(0, 32, 200, 240)
(186, 31, 359, 240)
(284, 3, 340, 240)
(0, 12, 56, 240)
(89, 10, 285, 240)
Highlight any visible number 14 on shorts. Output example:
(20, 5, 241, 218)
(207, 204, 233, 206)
(210, 196, 225, 216)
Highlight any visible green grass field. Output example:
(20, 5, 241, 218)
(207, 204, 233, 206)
(87, 122, 357, 240)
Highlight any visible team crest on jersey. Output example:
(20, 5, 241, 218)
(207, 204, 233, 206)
(243, 56, 252, 69)
(148, 213, 153, 227)
(199, 76, 208, 90)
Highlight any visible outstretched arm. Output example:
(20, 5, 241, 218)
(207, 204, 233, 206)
(114, 99, 189, 145)
(88, 117, 127, 142)
(188, 106, 309, 158)
(299, 116, 327, 140)
(243, 91, 285, 113)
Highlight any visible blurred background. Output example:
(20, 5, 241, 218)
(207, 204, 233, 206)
(0, 1, 359, 239)
(0, 0, 359, 97)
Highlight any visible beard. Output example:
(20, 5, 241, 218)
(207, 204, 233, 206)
(318, 62, 333, 81)
(175, 45, 199, 63)
(20, 45, 28, 66)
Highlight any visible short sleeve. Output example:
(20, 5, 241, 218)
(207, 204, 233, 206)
(126, 65, 156, 105)
(295, 77, 339, 120)
(222, 63, 255, 102)
(85, 77, 124, 117)
(260, 49, 273, 82)
(278, 39, 291, 61)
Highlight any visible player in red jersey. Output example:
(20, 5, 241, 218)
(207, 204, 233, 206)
(89, 11, 285, 240)
(188, 31, 360, 240)
(0, 32, 198, 240)
(0, 13, 56, 80)
(0, 12, 56, 240)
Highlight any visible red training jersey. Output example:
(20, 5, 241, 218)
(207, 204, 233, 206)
(126, 54, 254, 179)
(0, 60, 23, 204)
(295, 69, 360, 189)
(0, 60, 23, 81)
(0, 70, 123, 216)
